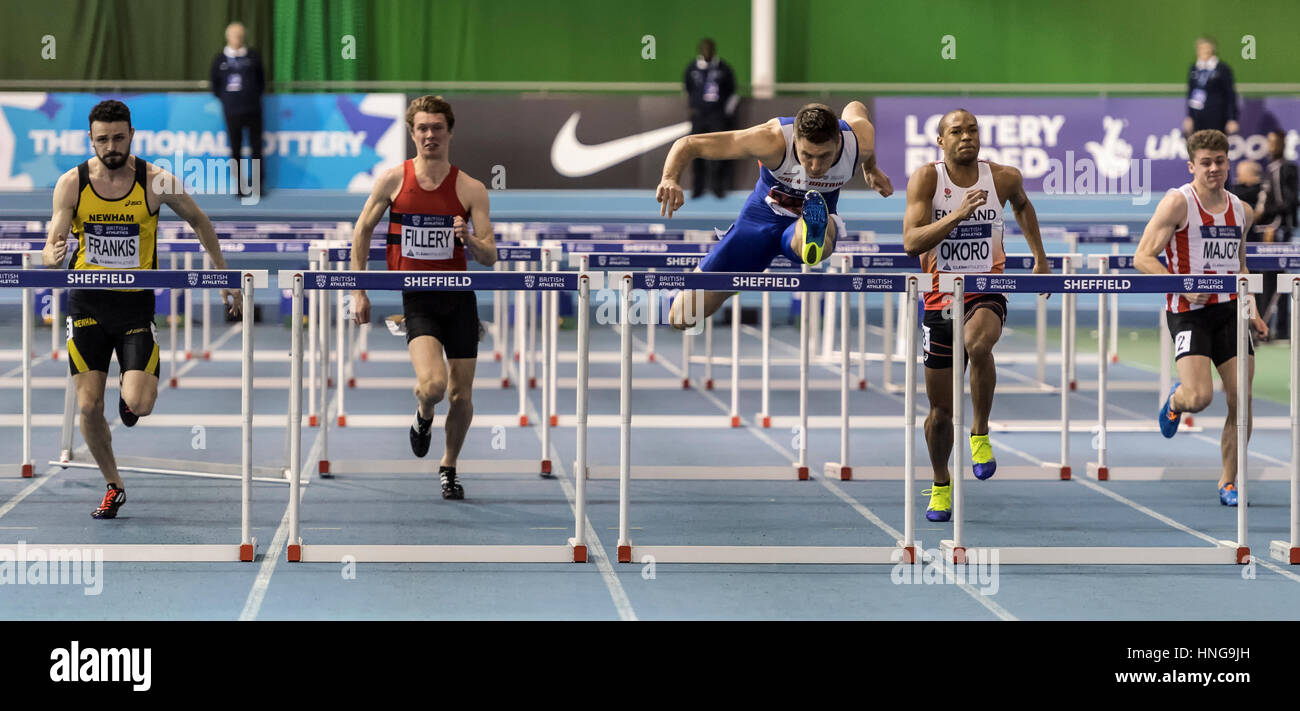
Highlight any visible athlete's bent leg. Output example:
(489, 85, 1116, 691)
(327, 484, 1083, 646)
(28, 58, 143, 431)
(1171, 355, 1215, 413)
(1217, 355, 1255, 489)
(409, 335, 448, 420)
(669, 287, 735, 331)
(923, 367, 954, 485)
(120, 370, 158, 418)
(964, 308, 1003, 435)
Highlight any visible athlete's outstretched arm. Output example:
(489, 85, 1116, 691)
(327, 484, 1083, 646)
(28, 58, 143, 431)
(43, 170, 78, 268)
(154, 167, 239, 316)
(841, 101, 893, 197)
(902, 164, 986, 257)
(1001, 167, 1049, 272)
(460, 177, 496, 267)
(656, 120, 784, 217)
(1133, 190, 1184, 276)
(349, 167, 402, 325)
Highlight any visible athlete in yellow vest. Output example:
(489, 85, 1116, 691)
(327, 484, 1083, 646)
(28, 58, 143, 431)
(41, 100, 239, 519)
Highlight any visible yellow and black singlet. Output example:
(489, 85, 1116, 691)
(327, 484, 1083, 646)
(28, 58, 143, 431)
(69, 158, 158, 312)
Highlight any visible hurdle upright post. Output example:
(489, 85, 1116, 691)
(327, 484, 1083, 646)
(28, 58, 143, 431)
(50, 285, 61, 360)
(335, 258, 347, 426)
(168, 251, 178, 387)
(795, 264, 810, 479)
(949, 276, 966, 564)
(287, 274, 304, 561)
(307, 249, 318, 427)
(646, 267, 657, 361)
(570, 272, 592, 562)
(1059, 272, 1072, 479)
(540, 252, 553, 476)
(902, 276, 919, 561)
(857, 269, 867, 390)
(1273, 276, 1300, 564)
(548, 250, 559, 427)
(1236, 276, 1249, 556)
(1095, 262, 1109, 480)
(201, 252, 212, 359)
(730, 293, 740, 427)
(240, 271, 255, 560)
(617, 273, 633, 562)
(19, 253, 33, 477)
(882, 278, 895, 391)
(184, 252, 193, 359)
(758, 285, 771, 427)
(516, 260, 528, 424)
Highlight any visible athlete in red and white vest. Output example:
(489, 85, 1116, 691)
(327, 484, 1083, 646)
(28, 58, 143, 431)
(1135, 129, 1268, 504)
(902, 109, 1051, 522)
(348, 96, 497, 500)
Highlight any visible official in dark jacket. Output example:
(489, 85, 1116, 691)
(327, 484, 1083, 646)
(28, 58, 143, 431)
(210, 22, 265, 198)
(684, 38, 738, 199)
(1258, 130, 1299, 338)
(1182, 37, 1238, 136)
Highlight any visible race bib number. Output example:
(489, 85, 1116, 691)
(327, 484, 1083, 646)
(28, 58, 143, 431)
(1199, 225, 1240, 272)
(83, 222, 141, 268)
(1174, 329, 1192, 356)
(399, 214, 456, 260)
(921, 324, 931, 352)
(936, 223, 993, 272)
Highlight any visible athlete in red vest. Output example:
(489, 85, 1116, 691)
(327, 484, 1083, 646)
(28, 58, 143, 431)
(1135, 129, 1268, 506)
(349, 96, 497, 500)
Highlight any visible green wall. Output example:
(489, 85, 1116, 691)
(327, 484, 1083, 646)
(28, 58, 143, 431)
(0, 0, 274, 83)
(2, 0, 1297, 89)
(778, 0, 1300, 85)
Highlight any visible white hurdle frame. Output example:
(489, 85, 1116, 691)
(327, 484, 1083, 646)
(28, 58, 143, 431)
(15, 268, 266, 562)
(1271, 274, 1300, 565)
(939, 272, 1256, 565)
(282, 269, 594, 564)
(614, 271, 920, 565)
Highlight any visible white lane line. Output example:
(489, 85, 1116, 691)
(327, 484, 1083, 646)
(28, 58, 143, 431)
(522, 361, 637, 621)
(1, 353, 49, 379)
(239, 390, 331, 621)
(644, 333, 1018, 621)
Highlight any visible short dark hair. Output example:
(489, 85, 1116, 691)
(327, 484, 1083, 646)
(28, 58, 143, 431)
(940, 108, 975, 134)
(1268, 128, 1286, 140)
(406, 95, 454, 131)
(1187, 128, 1229, 157)
(88, 100, 131, 129)
(794, 104, 838, 145)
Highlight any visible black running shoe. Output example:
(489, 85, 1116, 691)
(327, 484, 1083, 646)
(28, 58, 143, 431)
(410, 410, 433, 458)
(91, 483, 126, 519)
(440, 466, 464, 500)
(118, 376, 138, 427)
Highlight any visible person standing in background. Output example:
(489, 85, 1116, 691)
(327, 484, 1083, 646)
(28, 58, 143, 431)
(1182, 36, 1238, 137)
(683, 38, 738, 199)
(1257, 130, 1298, 338)
(210, 21, 265, 199)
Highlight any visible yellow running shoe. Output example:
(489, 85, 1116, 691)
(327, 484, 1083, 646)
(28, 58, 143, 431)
(924, 484, 952, 522)
(970, 433, 997, 480)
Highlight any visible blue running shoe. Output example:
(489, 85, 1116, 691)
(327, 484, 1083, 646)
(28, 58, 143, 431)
(797, 191, 829, 265)
(1219, 484, 1238, 507)
(1158, 383, 1181, 438)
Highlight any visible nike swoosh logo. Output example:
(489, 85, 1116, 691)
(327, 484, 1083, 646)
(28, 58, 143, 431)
(550, 112, 692, 177)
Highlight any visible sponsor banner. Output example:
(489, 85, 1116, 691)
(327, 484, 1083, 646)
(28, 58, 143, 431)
(0, 93, 405, 191)
(875, 96, 1300, 195)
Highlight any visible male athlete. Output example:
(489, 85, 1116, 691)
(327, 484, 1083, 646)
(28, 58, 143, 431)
(1135, 129, 1268, 506)
(42, 99, 240, 519)
(655, 102, 893, 328)
(902, 109, 1051, 522)
(350, 95, 496, 500)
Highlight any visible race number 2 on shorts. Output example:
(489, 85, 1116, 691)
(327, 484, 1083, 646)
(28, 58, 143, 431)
(937, 223, 993, 272)
(1175, 330, 1192, 356)
(83, 222, 141, 268)
(399, 214, 455, 260)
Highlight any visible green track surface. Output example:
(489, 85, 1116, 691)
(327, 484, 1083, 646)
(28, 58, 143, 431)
(1032, 327, 1292, 405)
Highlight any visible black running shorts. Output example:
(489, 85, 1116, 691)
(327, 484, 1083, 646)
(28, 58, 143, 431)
(921, 294, 1008, 370)
(66, 290, 160, 376)
(1166, 300, 1253, 367)
(401, 290, 481, 359)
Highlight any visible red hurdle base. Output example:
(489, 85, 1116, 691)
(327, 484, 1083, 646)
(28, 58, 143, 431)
(519, 414, 529, 426)
(287, 544, 301, 562)
(169, 377, 178, 388)
(1096, 467, 1109, 481)
(1060, 465, 1071, 480)
(951, 546, 967, 565)
(1236, 546, 1251, 565)
(682, 378, 691, 389)
(240, 544, 255, 562)
(529, 377, 536, 389)
(647, 353, 656, 363)
(858, 379, 866, 390)
(501, 378, 510, 388)
(549, 414, 558, 427)
(185, 352, 193, 361)
(202, 351, 211, 360)
(308, 414, 318, 427)
(337, 415, 347, 427)
(572, 544, 587, 563)
(493, 352, 501, 362)
(705, 379, 713, 390)
(617, 545, 632, 563)
(347, 378, 355, 388)
(730, 415, 740, 428)
(794, 464, 809, 481)
(319, 460, 331, 476)
(21, 463, 33, 478)
(540, 460, 552, 476)
(901, 546, 917, 564)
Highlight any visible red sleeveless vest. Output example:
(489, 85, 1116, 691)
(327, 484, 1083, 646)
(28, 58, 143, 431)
(386, 160, 468, 271)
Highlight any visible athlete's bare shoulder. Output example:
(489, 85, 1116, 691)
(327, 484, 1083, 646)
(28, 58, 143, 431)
(376, 161, 406, 201)
(906, 162, 939, 197)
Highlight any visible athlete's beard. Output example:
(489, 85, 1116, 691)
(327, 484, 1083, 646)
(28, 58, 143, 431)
(100, 152, 127, 170)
